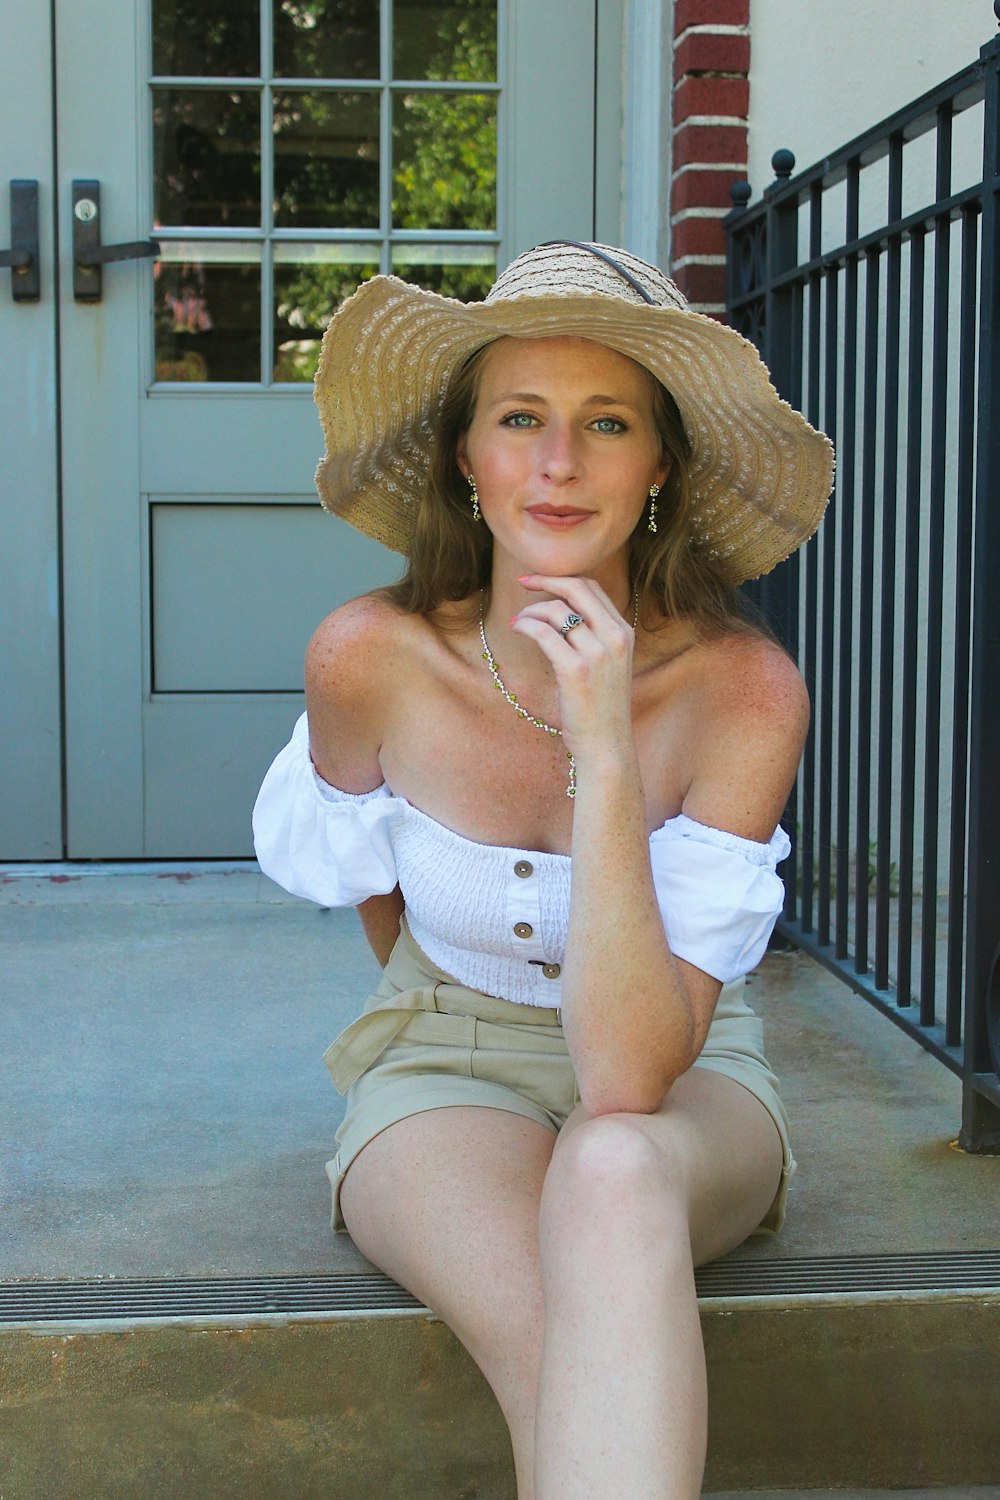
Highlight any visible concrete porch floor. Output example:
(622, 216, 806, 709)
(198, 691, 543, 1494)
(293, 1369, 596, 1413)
(3, 861, 997, 1280)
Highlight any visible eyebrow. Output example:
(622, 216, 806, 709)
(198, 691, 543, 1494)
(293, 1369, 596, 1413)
(485, 390, 640, 409)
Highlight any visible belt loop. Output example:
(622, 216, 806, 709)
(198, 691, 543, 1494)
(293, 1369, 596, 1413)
(431, 982, 442, 1013)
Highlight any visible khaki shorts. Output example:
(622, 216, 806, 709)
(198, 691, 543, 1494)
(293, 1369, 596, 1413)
(324, 920, 794, 1235)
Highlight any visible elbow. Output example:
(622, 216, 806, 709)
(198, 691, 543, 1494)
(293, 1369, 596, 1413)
(578, 1073, 677, 1119)
(569, 1004, 702, 1117)
(576, 1052, 697, 1119)
(582, 1092, 663, 1118)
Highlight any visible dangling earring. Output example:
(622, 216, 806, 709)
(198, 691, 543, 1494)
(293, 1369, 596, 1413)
(647, 482, 660, 534)
(467, 473, 481, 523)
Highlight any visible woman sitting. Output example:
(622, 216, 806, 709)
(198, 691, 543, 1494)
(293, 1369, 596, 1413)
(254, 239, 833, 1500)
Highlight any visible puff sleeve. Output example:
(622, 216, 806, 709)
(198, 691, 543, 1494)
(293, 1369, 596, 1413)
(649, 813, 790, 983)
(252, 713, 400, 907)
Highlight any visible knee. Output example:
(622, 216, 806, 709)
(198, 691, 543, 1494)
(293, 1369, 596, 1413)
(541, 1113, 689, 1245)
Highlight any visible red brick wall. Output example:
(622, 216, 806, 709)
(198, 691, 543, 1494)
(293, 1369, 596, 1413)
(671, 0, 750, 317)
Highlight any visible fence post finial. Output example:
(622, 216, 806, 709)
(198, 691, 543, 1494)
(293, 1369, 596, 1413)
(995, 0, 1000, 27)
(771, 149, 796, 181)
(729, 180, 752, 210)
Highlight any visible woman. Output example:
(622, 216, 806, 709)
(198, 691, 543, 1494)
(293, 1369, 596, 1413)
(254, 241, 833, 1500)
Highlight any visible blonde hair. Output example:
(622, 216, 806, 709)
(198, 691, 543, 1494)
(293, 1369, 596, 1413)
(377, 341, 759, 636)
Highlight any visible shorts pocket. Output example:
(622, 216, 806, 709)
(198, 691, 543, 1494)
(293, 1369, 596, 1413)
(470, 1038, 578, 1130)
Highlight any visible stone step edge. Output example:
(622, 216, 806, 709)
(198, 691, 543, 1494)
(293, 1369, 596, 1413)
(3, 1250, 1000, 1331)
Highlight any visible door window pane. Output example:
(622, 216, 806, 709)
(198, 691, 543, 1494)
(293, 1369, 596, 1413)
(149, 2, 499, 384)
(273, 91, 379, 228)
(393, 91, 496, 229)
(391, 243, 494, 300)
(154, 89, 260, 227)
(153, 0, 260, 78)
(273, 0, 379, 80)
(274, 245, 378, 382)
(155, 245, 262, 381)
(393, 0, 497, 82)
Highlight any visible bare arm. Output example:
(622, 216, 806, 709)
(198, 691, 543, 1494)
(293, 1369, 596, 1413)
(356, 889, 406, 966)
(305, 597, 389, 792)
(513, 576, 807, 1115)
(305, 597, 405, 966)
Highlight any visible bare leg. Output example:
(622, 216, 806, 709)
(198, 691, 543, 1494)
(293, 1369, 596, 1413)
(339, 1106, 556, 1499)
(339, 1074, 782, 1500)
(533, 1068, 784, 1500)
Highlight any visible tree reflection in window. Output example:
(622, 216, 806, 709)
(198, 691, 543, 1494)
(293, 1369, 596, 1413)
(151, 0, 497, 382)
(274, 1, 497, 381)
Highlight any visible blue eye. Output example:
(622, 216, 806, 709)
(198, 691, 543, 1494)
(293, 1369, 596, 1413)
(592, 416, 626, 434)
(502, 411, 537, 428)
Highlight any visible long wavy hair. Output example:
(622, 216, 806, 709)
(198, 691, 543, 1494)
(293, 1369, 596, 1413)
(377, 340, 759, 636)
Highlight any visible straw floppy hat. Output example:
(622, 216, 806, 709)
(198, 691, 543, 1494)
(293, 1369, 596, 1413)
(313, 240, 834, 583)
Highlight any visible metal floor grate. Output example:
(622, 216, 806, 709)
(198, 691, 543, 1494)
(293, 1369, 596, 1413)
(693, 1250, 1000, 1297)
(2, 1253, 1000, 1326)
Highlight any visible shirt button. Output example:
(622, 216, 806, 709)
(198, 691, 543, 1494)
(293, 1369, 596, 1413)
(513, 921, 533, 939)
(514, 860, 533, 878)
(542, 962, 561, 979)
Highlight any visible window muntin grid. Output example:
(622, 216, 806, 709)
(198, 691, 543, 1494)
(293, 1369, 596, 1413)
(151, 0, 500, 385)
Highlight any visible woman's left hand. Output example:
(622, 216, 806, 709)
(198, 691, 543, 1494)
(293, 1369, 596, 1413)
(510, 574, 636, 758)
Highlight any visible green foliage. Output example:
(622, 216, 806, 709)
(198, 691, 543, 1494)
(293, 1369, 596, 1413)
(392, 0, 497, 231)
(795, 829, 900, 899)
(867, 840, 899, 897)
(275, 0, 498, 380)
(393, 91, 496, 231)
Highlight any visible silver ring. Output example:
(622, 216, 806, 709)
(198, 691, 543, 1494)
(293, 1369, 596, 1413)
(560, 612, 584, 636)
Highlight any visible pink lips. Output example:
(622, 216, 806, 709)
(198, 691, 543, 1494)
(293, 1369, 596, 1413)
(526, 504, 593, 527)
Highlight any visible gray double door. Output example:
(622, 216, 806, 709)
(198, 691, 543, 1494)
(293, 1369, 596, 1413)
(1, 0, 621, 858)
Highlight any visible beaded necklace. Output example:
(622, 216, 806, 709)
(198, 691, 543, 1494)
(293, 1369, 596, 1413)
(478, 592, 639, 799)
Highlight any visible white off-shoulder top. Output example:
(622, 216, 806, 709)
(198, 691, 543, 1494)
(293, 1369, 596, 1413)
(253, 713, 790, 1008)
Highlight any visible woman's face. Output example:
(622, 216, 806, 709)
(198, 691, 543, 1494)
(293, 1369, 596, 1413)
(456, 335, 669, 584)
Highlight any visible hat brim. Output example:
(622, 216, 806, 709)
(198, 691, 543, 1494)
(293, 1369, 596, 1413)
(314, 275, 834, 583)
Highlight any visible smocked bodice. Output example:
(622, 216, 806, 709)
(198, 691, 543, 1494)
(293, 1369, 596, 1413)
(253, 714, 789, 1007)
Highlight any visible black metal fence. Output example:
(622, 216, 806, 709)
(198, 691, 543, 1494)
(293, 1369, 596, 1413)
(725, 9, 1000, 1149)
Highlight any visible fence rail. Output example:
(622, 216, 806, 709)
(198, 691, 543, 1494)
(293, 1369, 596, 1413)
(725, 11, 1000, 1149)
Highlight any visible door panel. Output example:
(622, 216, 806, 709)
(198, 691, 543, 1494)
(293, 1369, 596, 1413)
(142, 496, 393, 858)
(148, 502, 383, 694)
(140, 695, 319, 856)
(45, 0, 612, 857)
(0, 0, 61, 857)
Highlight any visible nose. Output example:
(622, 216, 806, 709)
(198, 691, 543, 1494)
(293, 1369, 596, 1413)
(537, 419, 580, 485)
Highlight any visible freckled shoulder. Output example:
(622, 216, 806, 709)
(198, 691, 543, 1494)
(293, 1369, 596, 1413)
(696, 630, 808, 732)
(304, 594, 423, 788)
(305, 594, 414, 698)
(680, 630, 810, 837)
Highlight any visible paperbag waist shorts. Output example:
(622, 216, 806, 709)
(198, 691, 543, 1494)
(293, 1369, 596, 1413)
(324, 919, 794, 1235)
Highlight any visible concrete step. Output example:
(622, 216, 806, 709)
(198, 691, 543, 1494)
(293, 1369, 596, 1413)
(2, 1270, 998, 1498)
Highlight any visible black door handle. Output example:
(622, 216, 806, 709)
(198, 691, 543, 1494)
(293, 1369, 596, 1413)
(72, 180, 160, 302)
(0, 181, 40, 301)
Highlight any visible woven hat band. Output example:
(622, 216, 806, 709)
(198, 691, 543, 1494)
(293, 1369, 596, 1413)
(538, 241, 657, 305)
(484, 240, 688, 312)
